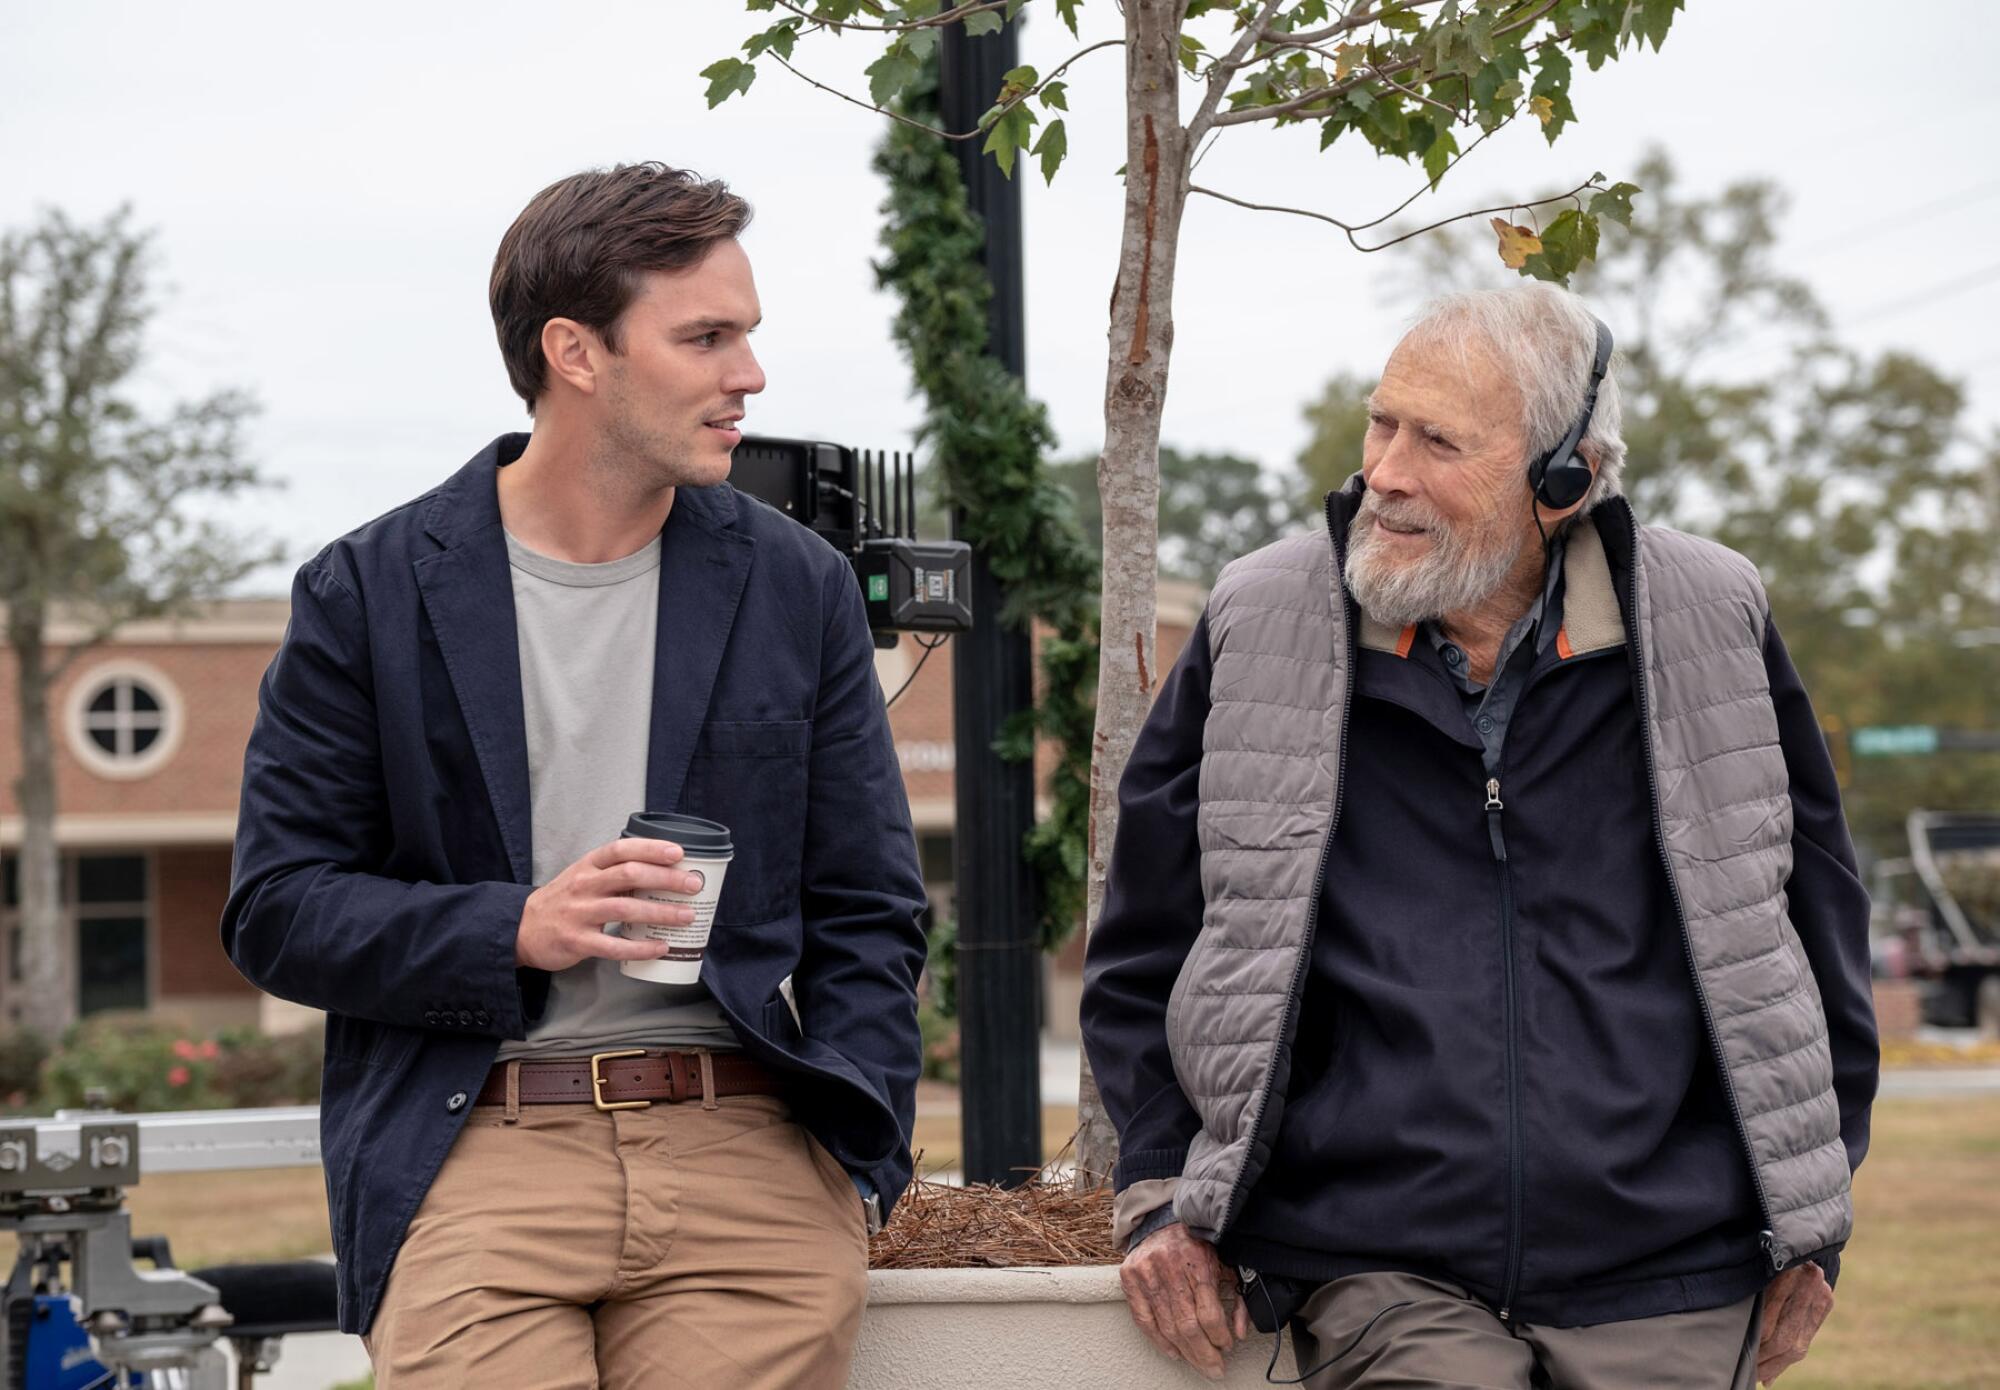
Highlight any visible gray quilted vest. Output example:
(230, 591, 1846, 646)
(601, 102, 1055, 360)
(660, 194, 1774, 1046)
(1164, 505, 1851, 1274)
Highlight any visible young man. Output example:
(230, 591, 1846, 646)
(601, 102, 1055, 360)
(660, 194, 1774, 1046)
(224, 164, 927, 1388)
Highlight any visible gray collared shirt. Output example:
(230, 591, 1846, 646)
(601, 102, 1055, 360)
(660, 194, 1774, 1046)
(1423, 546, 1567, 775)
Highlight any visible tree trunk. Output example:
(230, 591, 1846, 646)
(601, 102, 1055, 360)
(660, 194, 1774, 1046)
(8, 603, 75, 1040)
(1075, 0, 1191, 1191)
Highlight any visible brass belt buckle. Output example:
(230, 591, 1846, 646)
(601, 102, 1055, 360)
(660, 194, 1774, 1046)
(591, 1049, 651, 1112)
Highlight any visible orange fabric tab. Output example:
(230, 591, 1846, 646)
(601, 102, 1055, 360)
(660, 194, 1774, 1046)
(1556, 627, 1575, 660)
(1395, 625, 1417, 658)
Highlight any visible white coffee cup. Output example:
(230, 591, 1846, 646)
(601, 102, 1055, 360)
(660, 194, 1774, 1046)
(615, 812, 734, 986)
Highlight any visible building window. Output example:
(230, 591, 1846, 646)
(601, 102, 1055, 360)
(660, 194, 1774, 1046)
(76, 853, 150, 1017)
(2, 853, 17, 990)
(65, 661, 184, 780)
(0, 852, 150, 1017)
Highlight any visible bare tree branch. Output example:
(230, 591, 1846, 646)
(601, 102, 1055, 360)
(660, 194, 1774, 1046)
(1187, 0, 1286, 144)
(1344, 113, 1517, 234)
(1209, 48, 1426, 127)
(768, 0, 1018, 35)
(1369, 66, 1463, 121)
(769, 39, 1122, 142)
(1189, 173, 1602, 253)
(1265, 0, 1454, 51)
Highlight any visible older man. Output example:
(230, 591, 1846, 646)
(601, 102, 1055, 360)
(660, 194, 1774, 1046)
(1080, 284, 1877, 1389)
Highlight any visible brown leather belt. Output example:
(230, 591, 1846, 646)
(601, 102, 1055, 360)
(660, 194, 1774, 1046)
(476, 1050, 784, 1111)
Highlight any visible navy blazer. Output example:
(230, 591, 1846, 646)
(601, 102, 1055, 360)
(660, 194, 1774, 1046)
(222, 434, 929, 1334)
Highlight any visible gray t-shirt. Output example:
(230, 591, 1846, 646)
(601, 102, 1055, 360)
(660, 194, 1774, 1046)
(494, 529, 739, 1061)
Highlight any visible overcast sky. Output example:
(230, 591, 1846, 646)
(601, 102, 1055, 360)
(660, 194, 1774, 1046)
(6, 1, 1996, 593)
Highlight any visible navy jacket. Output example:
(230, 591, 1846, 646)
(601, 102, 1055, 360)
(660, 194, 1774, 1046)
(1083, 495, 1877, 1328)
(222, 434, 928, 1334)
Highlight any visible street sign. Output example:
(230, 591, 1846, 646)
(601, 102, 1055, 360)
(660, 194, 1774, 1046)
(1852, 725, 1941, 756)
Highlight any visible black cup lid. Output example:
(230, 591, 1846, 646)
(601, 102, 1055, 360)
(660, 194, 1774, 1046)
(623, 812, 732, 856)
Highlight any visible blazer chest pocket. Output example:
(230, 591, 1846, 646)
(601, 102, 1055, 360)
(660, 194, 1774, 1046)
(683, 719, 811, 925)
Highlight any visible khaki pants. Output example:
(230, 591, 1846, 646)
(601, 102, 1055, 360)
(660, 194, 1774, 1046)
(1290, 1271, 1761, 1390)
(364, 1091, 869, 1389)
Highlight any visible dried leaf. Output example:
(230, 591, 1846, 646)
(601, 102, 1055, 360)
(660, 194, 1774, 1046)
(1491, 216, 1542, 269)
(1529, 93, 1555, 126)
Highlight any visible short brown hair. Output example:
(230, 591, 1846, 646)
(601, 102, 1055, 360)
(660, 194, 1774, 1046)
(489, 163, 753, 412)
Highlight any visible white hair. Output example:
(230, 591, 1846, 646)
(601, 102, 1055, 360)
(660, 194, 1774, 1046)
(1399, 283, 1627, 514)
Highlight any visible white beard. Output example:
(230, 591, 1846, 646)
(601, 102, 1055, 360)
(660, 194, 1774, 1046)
(1344, 492, 1526, 629)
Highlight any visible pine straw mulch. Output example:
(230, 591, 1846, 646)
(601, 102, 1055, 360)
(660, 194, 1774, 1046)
(866, 1147, 1121, 1270)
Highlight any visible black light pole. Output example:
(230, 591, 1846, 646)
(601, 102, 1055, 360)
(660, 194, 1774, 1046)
(939, 13, 1043, 1187)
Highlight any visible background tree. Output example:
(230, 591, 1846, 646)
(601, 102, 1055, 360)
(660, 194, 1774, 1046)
(1295, 149, 2000, 856)
(1295, 368, 1375, 507)
(1, 208, 274, 1039)
(1050, 445, 1305, 586)
(712, 0, 1685, 1183)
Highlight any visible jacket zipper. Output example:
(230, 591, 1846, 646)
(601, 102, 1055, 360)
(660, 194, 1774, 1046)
(1213, 491, 1355, 1238)
(1623, 510, 1781, 1274)
(1485, 775, 1526, 1321)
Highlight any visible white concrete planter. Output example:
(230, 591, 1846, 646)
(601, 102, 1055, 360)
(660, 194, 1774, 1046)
(849, 1266, 1298, 1388)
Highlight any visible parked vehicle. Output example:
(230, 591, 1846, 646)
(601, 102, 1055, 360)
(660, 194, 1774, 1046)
(1872, 811, 2000, 1036)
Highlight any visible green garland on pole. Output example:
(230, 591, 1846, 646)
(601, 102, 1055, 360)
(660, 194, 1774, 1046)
(873, 64, 1100, 965)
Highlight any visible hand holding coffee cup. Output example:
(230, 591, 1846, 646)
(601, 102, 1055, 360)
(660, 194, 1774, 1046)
(514, 835, 708, 974)
(613, 813, 734, 985)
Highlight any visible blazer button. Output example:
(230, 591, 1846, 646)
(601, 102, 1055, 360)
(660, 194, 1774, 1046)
(474, 1011, 491, 1027)
(424, 1011, 440, 1026)
(458, 1010, 474, 1027)
(447, 1092, 468, 1113)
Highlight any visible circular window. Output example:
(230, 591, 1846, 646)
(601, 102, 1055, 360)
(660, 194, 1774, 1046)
(66, 662, 184, 780)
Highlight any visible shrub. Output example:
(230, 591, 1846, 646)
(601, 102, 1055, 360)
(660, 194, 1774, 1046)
(0, 1028, 50, 1112)
(209, 1024, 323, 1106)
(41, 1014, 227, 1112)
(38, 1016, 325, 1113)
(918, 998, 960, 1085)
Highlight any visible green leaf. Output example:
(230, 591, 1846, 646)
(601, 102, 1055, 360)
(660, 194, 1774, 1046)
(865, 43, 922, 107)
(1040, 80, 1069, 111)
(1422, 127, 1459, 190)
(1637, 0, 1683, 50)
(741, 20, 799, 61)
(980, 103, 1037, 178)
(1462, 12, 1497, 61)
(699, 57, 757, 108)
(1055, 0, 1080, 37)
(1179, 32, 1206, 74)
(1002, 64, 1039, 91)
(1005, 0, 1028, 18)
(964, 9, 1003, 36)
(1032, 118, 1068, 184)
(1587, 180, 1641, 226)
(1531, 47, 1575, 142)
(1518, 207, 1600, 282)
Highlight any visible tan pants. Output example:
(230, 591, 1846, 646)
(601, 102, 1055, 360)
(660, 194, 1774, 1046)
(1290, 1271, 1761, 1390)
(365, 1091, 869, 1389)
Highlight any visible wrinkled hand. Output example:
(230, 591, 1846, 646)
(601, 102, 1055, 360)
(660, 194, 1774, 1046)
(1758, 1261, 1834, 1384)
(516, 837, 705, 972)
(1118, 1220, 1251, 1381)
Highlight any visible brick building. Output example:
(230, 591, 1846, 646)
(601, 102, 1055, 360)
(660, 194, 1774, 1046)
(1, 585, 1201, 1037)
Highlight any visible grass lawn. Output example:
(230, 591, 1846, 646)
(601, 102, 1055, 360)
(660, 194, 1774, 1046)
(1, 1165, 334, 1272)
(1784, 1094, 2000, 1390)
(5, 1095, 1995, 1386)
